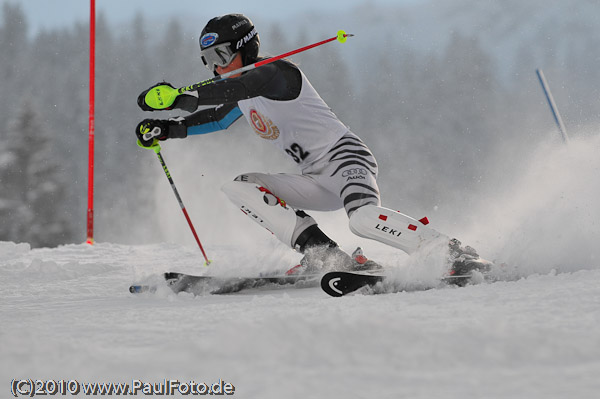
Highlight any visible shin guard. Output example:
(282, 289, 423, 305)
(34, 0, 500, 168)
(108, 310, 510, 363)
(221, 180, 316, 248)
(349, 204, 447, 254)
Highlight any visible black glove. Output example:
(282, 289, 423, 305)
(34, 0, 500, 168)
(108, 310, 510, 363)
(135, 118, 187, 148)
(135, 119, 169, 147)
(137, 82, 173, 111)
(137, 82, 197, 112)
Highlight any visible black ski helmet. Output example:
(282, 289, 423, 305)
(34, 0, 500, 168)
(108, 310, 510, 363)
(199, 14, 260, 71)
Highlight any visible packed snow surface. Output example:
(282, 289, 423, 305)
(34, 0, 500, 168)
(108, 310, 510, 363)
(1, 241, 599, 398)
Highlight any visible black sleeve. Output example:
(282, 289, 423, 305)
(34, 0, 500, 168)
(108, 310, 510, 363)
(172, 103, 243, 137)
(193, 59, 302, 106)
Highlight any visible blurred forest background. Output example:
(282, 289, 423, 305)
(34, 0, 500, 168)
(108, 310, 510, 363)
(1, 0, 599, 248)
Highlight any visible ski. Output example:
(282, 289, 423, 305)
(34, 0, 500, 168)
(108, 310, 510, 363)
(130, 271, 320, 295)
(320, 271, 489, 297)
(320, 271, 384, 297)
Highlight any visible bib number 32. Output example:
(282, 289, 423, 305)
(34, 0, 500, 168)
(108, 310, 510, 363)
(286, 143, 310, 163)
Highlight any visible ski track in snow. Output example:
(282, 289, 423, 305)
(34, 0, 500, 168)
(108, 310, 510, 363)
(2, 136, 600, 398)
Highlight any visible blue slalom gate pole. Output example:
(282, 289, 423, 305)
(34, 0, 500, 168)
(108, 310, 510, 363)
(536, 69, 569, 144)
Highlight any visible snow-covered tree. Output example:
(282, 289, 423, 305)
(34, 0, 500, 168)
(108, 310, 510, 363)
(0, 100, 73, 247)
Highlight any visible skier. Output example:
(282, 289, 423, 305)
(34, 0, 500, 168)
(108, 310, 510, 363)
(135, 13, 486, 275)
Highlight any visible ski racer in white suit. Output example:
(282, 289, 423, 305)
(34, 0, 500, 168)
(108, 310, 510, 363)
(135, 14, 482, 273)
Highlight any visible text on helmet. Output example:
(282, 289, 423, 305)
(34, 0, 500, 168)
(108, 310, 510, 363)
(236, 28, 257, 50)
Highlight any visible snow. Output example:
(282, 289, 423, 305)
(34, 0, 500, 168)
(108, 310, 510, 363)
(1, 240, 599, 398)
(2, 136, 600, 398)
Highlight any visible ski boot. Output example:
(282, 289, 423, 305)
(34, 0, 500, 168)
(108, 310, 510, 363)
(286, 246, 382, 275)
(350, 247, 383, 271)
(447, 238, 492, 285)
(287, 223, 382, 275)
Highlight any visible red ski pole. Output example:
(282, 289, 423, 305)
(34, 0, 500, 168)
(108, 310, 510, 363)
(150, 144, 211, 265)
(144, 30, 353, 110)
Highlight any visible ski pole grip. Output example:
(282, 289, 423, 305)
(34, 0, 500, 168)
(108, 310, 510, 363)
(144, 84, 179, 110)
(136, 139, 161, 153)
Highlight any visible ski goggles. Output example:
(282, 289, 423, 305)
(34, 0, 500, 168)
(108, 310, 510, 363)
(200, 42, 237, 71)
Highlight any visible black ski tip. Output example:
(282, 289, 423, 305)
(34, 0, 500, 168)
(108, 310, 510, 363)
(320, 272, 346, 297)
(321, 271, 384, 297)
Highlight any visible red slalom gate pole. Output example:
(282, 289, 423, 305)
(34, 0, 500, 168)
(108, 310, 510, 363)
(86, 0, 95, 245)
